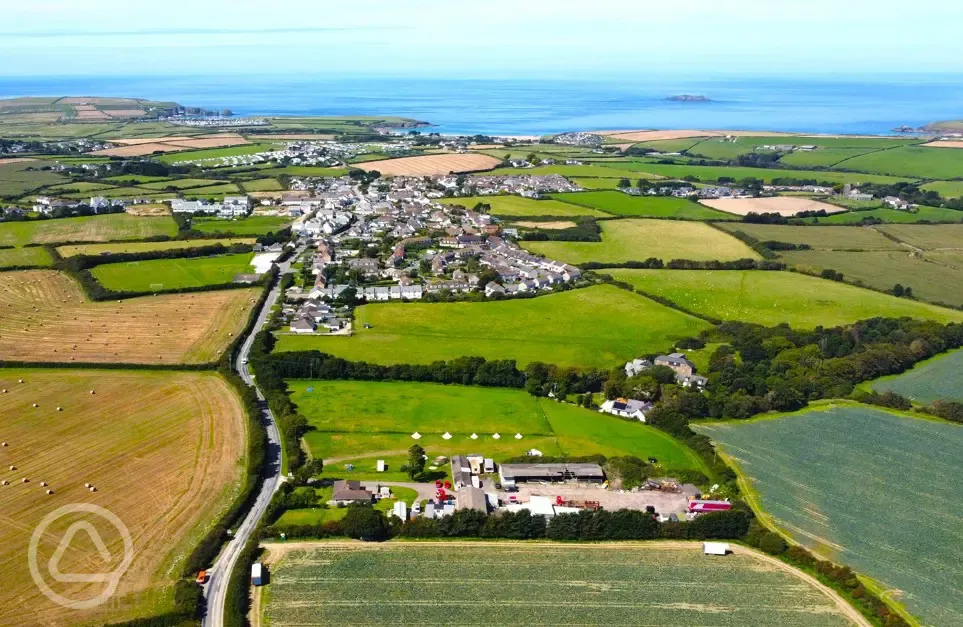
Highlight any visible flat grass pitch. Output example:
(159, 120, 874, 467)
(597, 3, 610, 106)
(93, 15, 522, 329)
(191, 215, 291, 236)
(872, 348, 963, 404)
(0, 214, 177, 247)
(440, 195, 607, 217)
(354, 153, 501, 176)
(699, 196, 846, 217)
(260, 542, 857, 626)
(56, 237, 255, 257)
(604, 269, 963, 328)
(549, 191, 736, 219)
(274, 284, 710, 369)
(0, 270, 257, 364)
(290, 380, 706, 474)
(90, 253, 255, 291)
(523, 219, 759, 265)
(696, 405, 963, 625)
(0, 369, 245, 626)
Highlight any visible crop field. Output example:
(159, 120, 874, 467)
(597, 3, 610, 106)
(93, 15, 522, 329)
(0, 214, 177, 247)
(354, 153, 501, 176)
(779, 249, 963, 307)
(872, 349, 963, 404)
(696, 405, 963, 625)
(90, 252, 255, 291)
(0, 270, 257, 364)
(833, 145, 963, 179)
(0, 246, 53, 268)
(875, 223, 963, 250)
(607, 162, 915, 185)
(549, 191, 735, 219)
(0, 368, 245, 626)
(921, 181, 963, 198)
(715, 223, 902, 250)
(260, 542, 857, 626)
(778, 148, 883, 168)
(290, 380, 706, 476)
(56, 237, 255, 257)
(439, 195, 606, 217)
(274, 284, 710, 369)
(700, 197, 845, 217)
(522, 219, 759, 265)
(604, 269, 963, 327)
(0, 161, 68, 197)
(191, 215, 291, 235)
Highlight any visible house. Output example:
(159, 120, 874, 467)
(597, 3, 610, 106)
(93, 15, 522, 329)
(330, 480, 373, 505)
(624, 358, 653, 377)
(678, 374, 709, 390)
(498, 463, 605, 489)
(451, 455, 473, 489)
(655, 353, 696, 378)
(599, 398, 653, 422)
(290, 317, 316, 334)
(484, 282, 506, 298)
(455, 486, 488, 513)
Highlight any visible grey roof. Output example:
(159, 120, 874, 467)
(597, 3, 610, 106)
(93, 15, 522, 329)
(331, 480, 373, 502)
(499, 463, 605, 482)
(456, 487, 488, 513)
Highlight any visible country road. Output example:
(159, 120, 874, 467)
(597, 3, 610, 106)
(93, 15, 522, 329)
(201, 248, 301, 627)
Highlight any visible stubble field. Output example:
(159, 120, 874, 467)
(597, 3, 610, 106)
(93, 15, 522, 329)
(354, 153, 502, 175)
(0, 214, 178, 247)
(0, 270, 257, 364)
(0, 369, 246, 626)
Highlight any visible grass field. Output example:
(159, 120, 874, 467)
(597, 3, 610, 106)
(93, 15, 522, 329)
(440, 195, 607, 217)
(0, 245, 53, 268)
(0, 369, 245, 626)
(191, 216, 291, 236)
(0, 161, 67, 197)
(274, 284, 710, 369)
(0, 214, 178, 247)
(607, 162, 915, 185)
(921, 181, 963, 198)
(548, 191, 736, 219)
(0, 270, 257, 364)
(875, 223, 963, 250)
(479, 164, 663, 180)
(802, 205, 963, 224)
(604, 269, 963, 327)
(872, 349, 963, 404)
(833, 145, 963, 179)
(181, 183, 242, 197)
(155, 143, 277, 164)
(290, 380, 706, 477)
(567, 177, 627, 190)
(523, 219, 759, 265)
(239, 178, 283, 192)
(260, 542, 857, 626)
(715, 223, 902, 250)
(90, 252, 255, 291)
(696, 405, 963, 625)
(56, 238, 256, 257)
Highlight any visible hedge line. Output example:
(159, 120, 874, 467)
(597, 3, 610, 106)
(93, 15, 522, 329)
(580, 258, 785, 271)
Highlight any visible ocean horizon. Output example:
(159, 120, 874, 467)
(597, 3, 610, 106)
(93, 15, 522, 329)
(2, 74, 962, 136)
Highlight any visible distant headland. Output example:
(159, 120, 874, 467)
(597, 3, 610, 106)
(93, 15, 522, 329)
(666, 95, 712, 103)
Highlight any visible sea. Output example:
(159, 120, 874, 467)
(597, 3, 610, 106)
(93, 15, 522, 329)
(1, 74, 962, 136)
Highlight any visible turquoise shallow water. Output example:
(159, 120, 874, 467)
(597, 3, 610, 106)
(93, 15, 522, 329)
(2, 73, 962, 135)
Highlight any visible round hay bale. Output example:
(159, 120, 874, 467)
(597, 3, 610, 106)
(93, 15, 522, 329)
(1, 480, 8, 486)
(89, 486, 97, 492)
(57, 407, 63, 412)
(22, 478, 29, 483)
(90, 390, 95, 394)
(46, 489, 54, 495)
(85, 482, 91, 488)
(32, 403, 38, 408)
(9, 465, 15, 471)
(40, 481, 47, 487)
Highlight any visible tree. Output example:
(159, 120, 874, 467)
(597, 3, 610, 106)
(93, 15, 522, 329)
(342, 506, 388, 541)
(334, 286, 358, 307)
(892, 283, 905, 297)
(758, 532, 788, 555)
(407, 444, 426, 479)
(617, 177, 631, 189)
(526, 153, 538, 164)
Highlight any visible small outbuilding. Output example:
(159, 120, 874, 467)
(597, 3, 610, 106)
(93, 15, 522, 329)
(703, 542, 730, 556)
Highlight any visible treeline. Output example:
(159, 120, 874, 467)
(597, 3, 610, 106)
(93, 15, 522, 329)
(854, 389, 963, 424)
(742, 210, 831, 224)
(518, 217, 602, 242)
(581, 258, 784, 271)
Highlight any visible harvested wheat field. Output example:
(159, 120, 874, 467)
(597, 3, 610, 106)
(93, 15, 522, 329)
(514, 220, 578, 229)
(0, 157, 37, 165)
(102, 109, 146, 118)
(245, 134, 335, 140)
(93, 135, 249, 157)
(355, 153, 502, 176)
(0, 270, 257, 364)
(700, 196, 846, 217)
(923, 140, 963, 149)
(107, 137, 195, 146)
(124, 203, 170, 217)
(0, 368, 246, 626)
(91, 143, 184, 157)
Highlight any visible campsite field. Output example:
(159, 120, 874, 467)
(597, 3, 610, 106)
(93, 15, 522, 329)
(289, 380, 707, 478)
(90, 252, 256, 291)
(548, 191, 735, 219)
(440, 195, 606, 217)
(354, 153, 501, 175)
(522, 219, 759, 265)
(0, 270, 257, 364)
(872, 349, 963, 404)
(56, 237, 255, 257)
(191, 215, 291, 236)
(603, 269, 963, 327)
(696, 405, 963, 626)
(274, 284, 710, 369)
(260, 542, 857, 626)
(0, 368, 246, 626)
(0, 214, 178, 247)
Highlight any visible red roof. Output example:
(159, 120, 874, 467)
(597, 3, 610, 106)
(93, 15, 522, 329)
(689, 499, 732, 512)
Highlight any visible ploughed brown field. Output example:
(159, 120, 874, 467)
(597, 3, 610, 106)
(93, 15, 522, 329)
(0, 368, 246, 626)
(699, 196, 846, 217)
(92, 135, 250, 157)
(0, 270, 258, 364)
(354, 153, 502, 176)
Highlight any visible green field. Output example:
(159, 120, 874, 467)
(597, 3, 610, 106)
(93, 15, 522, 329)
(191, 215, 291, 235)
(103, 175, 172, 184)
(834, 145, 963, 179)
(140, 178, 222, 190)
(56, 237, 256, 257)
(291, 380, 707, 475)
(604, 269, 963, 327)
(261, 542, 854, 626)
(522, 219, 759, 265)
(274, 284, 711, 369)
(479, 164, 663, 180)
(155, 142, 278, 164)
(0, 161, 68, 197)
(44, 181, 118, 193)
(90, 252, 254, 291)
(0, 214, 177, 247)
(875, 223, 963, 250)
(440, 195, 606, 217)
(0, 246, 53, 268)
(684, 136, 912, 162)
(181, 183, 242, 197)
(872, 349, 963, 404)
(638, 137, 709, 153)
(921, 180, 963, 198)
(547, 191, 735, 219)
(803, 205, 963, 224)
(715, 223, 902, 250)
(240, 178, 283, 191)
(253, 166, 349, 178)
(567, 177, 627, 190)
(606, 161, 915, 185)
(696, 405, 963, 625)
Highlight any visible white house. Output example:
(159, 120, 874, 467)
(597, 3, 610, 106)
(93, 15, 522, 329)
(599, 398, 653, 422)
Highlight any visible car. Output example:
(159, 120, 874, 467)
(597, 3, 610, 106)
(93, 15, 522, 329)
(648, 457, 658, 464)
(195, 570, 208, 585)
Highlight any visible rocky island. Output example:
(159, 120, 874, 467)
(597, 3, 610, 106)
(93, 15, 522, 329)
(666, 94, 712, 102)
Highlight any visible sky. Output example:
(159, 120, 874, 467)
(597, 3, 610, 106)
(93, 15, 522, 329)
(2, 0, 963, 77)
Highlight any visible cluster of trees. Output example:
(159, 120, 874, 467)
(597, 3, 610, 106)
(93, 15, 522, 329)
(742, 210, 831, 224)
(518, 217, 601, 242)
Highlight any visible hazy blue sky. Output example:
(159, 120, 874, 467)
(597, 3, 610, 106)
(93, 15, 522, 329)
(3, 0, 963, 77)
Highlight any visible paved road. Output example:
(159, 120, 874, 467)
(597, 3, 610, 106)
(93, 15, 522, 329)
(202, 249, 301, 627)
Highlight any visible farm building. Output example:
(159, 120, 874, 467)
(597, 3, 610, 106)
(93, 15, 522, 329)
(689, 499, 732, 513)
(498, 463, 605, 489)
(455, 486, 489, 513)
(451, 455, 473, 488)
(330, 480, 373, 505)
(599, 398, 653, 422)
(654, 353, 696, 377)
(391, 500, 408, 521)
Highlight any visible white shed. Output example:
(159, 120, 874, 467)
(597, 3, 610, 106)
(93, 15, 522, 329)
(703, 542, 729, 556)
(376, 459, 386, 472)
(252, 562, 264, 586)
